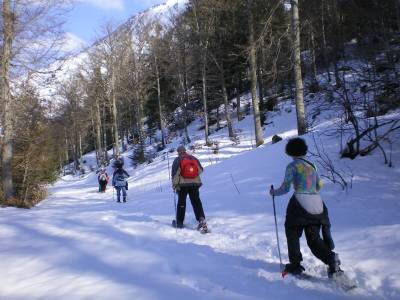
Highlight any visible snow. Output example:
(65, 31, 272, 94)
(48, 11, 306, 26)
(1, 94, 400, 299)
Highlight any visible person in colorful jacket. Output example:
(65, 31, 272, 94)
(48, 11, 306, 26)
(171, 145, 208, 232)
(270, 137, 342, 278)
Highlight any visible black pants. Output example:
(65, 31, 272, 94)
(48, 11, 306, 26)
(99, 181, 107, 192)
(285, 224, 334, 266)
(285, 195, 335, 266)
(176, 186, 205, 225)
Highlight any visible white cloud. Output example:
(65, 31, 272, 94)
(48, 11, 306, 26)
(80, 0, 124, 10)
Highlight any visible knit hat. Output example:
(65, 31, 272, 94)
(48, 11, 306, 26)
(177, 145, 186, 153)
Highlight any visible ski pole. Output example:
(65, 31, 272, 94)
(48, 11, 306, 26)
(271, 185, 285, 277)
(173, 191, 177, 218)
(173, 190, 178, 233)
(167, 151, 171, 180)
(113, 187, 115, 202)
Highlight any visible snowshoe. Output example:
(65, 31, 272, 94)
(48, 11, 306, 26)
(197, 220, 210, 234)
(282, 263, 305, 276)
(329, 269, 358, 291)
(327, 253, 357, 291)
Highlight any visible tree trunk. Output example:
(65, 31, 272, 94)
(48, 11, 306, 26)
(72, 111, 80, 172)
(22, 154, 29, 203)
(321, 0, 331, 82)
(110, 68, 120, 158)
(183, 103, 191, 144)
(94, 96, 103, 165)
(178, 67, 190, 144)
(1, 0, 15, 201)
(154, 55, 166, 149)
(102, 104, 108, 163)
(310, 24, 318, 84)
(89, 108, 99, 166)
(216, 106, 220, 130)
(248, 1, 264, 146)
(73, 142, 79, 173)
(121, 130, 125, 152)
(220, 71, 235, 139)
(236, 74, 242, 121)
(64, 130, 69, 166)
(94, 68, 104, 165)
(291, 0, 307, 135)
(182, 49, 191, 145)
(78, 132, 83, 165)
(257, 63, 264, 112)
(193, 1, 210, 145)
(202, 61, 209, 145)
(135, 88, 145, 160)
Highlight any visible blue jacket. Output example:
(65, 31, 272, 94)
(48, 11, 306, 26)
(112, 169, 130, 187)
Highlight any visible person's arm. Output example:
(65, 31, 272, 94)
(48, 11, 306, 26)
(171, 158, 180, 179)
(123, 170, 130, 177)
(272, 164, 294, 196)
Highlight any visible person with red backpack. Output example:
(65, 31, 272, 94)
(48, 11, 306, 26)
(171, 145, 208, 233)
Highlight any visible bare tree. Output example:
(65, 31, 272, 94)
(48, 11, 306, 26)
(145, 21, 167, 149)
(248, 0, 264, 146)
(189, 0, 215, 145)
(290, 0, 307, 135)
(96, 23, 132, 159)
(1, 0, 15, 200)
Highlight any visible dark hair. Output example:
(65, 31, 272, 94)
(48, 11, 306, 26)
(114, 159, 124, 169)
(285, 137, 308, 157)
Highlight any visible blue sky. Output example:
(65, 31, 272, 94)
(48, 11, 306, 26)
(65, 0, 167, 47)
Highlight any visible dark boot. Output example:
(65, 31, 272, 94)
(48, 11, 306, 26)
(283, 263, 305, 275)
(327, 253, 343, 278)
(172, 220, 184, 228)
(117, 198, 121, 203)
(123, 197, 126, 203)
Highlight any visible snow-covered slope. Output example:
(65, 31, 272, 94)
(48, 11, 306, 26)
(0, 96, 399, 299)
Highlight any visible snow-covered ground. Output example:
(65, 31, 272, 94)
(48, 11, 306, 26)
(1, 99, 400, 300)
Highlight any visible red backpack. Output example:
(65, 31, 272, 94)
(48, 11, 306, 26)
(180, 155, 199, 179)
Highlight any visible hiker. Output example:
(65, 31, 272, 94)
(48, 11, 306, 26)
(97, 167, 109, 193)
(112, 160, 130, 203)
(270, 137, 342, 278)
(171, 145, 208, 232)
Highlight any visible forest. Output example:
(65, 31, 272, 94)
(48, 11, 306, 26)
(1, 0, 399, 207)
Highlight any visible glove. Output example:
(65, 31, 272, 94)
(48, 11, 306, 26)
(269, 187, 274, 196)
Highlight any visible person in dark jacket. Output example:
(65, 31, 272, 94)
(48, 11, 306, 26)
(171, 145, 208, 232)
(112, 162, 130, 203)
(270, 138, 342, 278)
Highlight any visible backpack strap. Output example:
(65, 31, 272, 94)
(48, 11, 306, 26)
(298, 158, 317, 171)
